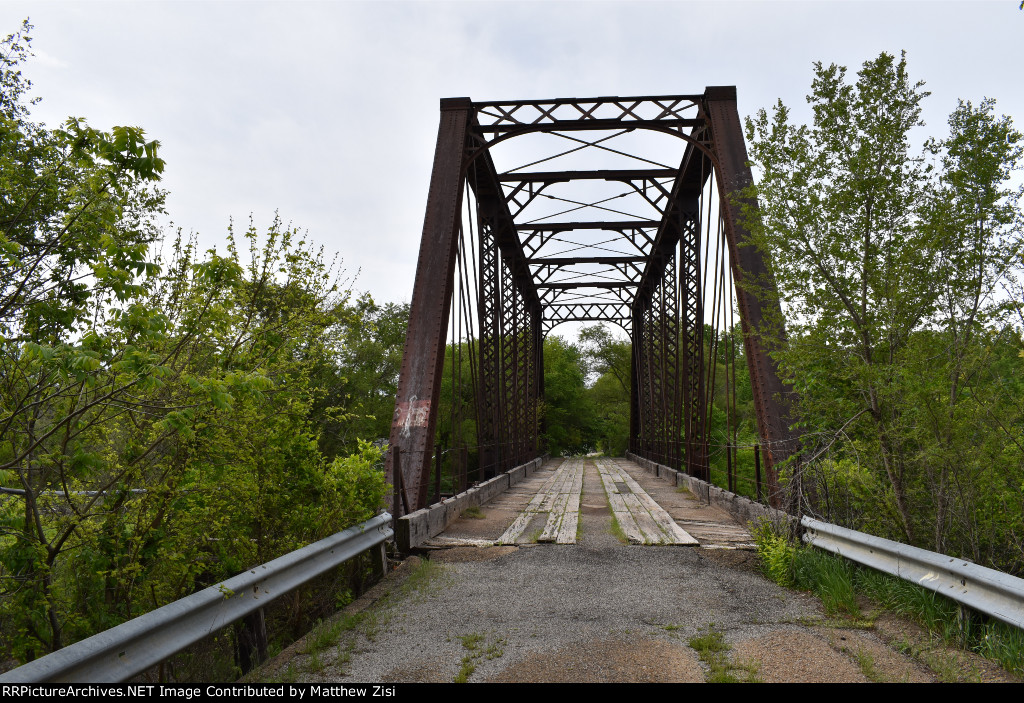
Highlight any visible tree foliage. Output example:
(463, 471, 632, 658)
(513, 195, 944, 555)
(744, 51, 1024, 571)
(0, 23, 389, 663)
(541, 335, 598, 455)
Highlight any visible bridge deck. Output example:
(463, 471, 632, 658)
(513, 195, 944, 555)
(424, 456, 752, 550)
(252, 457, 1016, 683)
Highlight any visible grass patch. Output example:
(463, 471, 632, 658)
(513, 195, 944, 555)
(794, 548, 859, 616)
(688, 624, 760, 683)
(920, 650, 980, 683)
(453, 632, 504, 683)
(399, 557, 449, 600)
(853, 649, 885, 682)
(306, 649, 323, 674)
(454, 661, 474, 683)
(608, 515, 628, 544)
(304, 618, 344, 655)
(461, 505, 485, 519)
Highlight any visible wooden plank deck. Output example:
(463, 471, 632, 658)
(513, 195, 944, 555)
(497, 458, 585, 545)
(595, 458, 698, 545)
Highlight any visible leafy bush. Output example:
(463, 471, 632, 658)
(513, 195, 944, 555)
(750, 519, 796, 587)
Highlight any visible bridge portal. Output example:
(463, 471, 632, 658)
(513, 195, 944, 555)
(387, 90, 797, 515)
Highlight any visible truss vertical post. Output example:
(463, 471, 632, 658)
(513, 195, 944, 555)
(386, 98, 470, 513)
(705, 86, 797, 507)
(499, 258, 516, 472)
(661, 252, 682, 472)
(530, 303, 541, 454)
(629, 305, 641, 456)
(534, 308, 546, 453)
(478, 211, 503, 480)
(639, 298, 655, 458)
(677, 198, 708, 480)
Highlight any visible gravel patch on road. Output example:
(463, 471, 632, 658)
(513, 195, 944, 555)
(733, 630, 869, 683)
(488, 636, 705, 683)
(263, 542, 827, 683)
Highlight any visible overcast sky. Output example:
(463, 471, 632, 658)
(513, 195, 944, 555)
(5, 1, 1023, 325)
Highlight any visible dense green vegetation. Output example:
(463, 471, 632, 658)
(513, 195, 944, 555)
(0, 23, 393, 666)
(743, 52, 1024, 575)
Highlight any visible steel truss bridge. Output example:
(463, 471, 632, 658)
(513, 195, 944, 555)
(386, 88, 798, 516)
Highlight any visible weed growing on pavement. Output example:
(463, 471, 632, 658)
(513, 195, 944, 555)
(688, 624, 760, 683)
(461, 506, 485, 519)
(453, 632, 505, 683)
(398, 557, 450, 602)
(609, 515, 628, 544)
(853, 649, 885, 682)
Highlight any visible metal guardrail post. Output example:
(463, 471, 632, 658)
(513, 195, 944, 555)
(0, 512, 393, 683)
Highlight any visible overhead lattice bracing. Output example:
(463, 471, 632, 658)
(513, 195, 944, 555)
(387, 89, 799, 516)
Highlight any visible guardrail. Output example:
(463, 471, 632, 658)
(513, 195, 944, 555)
(0, 511, 393, 683)
(802, 517, 1024, 630)
(628, 452, 1024, 631)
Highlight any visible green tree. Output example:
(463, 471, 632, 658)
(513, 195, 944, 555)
(541, 335, 598, 455)
(578, 325, 631, 455)
(744, 51, 1024, 568)
(745, 52, 935, 541)
(0, 22, 169, 655)
(314, 295, 409, 457)
(0, 24, 388, 660)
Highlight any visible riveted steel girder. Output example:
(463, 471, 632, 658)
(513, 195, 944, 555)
(703, 86, 797, 506)
(386, 99, 472, 515)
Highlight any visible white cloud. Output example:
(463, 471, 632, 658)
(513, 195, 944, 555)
(4, 0, 1022, 310)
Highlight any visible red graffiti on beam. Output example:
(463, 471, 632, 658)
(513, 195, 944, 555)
(395, 397, 431, 439)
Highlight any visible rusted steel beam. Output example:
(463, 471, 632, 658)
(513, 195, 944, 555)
(474, 118, 703, 134)
(537, 281, 636, 290)
(516, 220, 659, 231)
(704, 85, 797, 508)
(386, 98, 471, 515)
(527, 256, 648, 266)
(497, 169, 678, 182)
(473, 94, 703, 109)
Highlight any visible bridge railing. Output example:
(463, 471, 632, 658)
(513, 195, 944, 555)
(0, 512, 393, 684)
